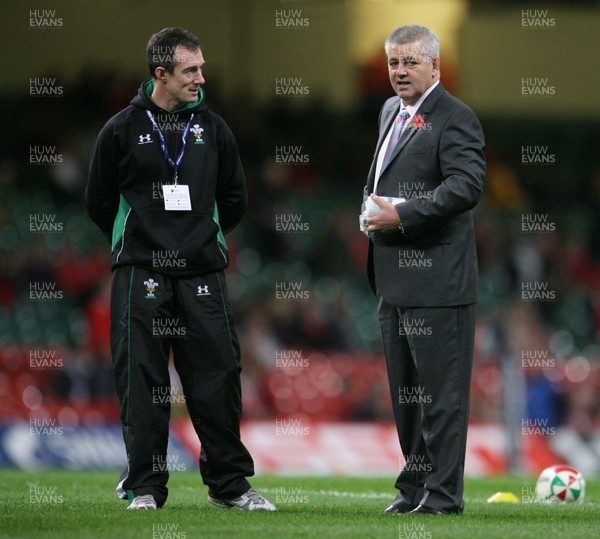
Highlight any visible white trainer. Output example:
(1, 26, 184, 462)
(127, 494, 157, 510)
(208, 488, 277, 511)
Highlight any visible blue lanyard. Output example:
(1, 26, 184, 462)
(146, 111, 194, 184)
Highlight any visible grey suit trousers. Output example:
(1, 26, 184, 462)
(377, 297, 476, 513)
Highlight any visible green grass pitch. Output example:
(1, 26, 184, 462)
(0, 471, 598, 538)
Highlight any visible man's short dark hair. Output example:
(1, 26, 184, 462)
(146, 27, 200, 78)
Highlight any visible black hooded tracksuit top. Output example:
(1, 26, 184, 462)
(86, 80, 247, 276)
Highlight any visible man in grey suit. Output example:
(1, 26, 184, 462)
(361, 25, 485, 515)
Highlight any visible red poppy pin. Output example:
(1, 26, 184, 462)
(412, 114, 426, 129)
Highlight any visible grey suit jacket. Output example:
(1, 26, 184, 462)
(365, 83, 485, 307)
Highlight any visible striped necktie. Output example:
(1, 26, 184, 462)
(382, 109, 410, 168)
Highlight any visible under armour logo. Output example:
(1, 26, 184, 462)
(138, 134, 152, 144)
(197, 285, 210, 296)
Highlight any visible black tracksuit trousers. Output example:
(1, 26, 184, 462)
(111, 266, 254, 508)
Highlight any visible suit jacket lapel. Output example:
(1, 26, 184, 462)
(377, 83, 446, 180)
(379, 127, 417, 178)
(416, 81, 445, 116)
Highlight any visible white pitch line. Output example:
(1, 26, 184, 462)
(261, 488, 391, 500)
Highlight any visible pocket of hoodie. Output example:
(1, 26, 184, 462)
(198, 217, 229, 267)
(204, 236, 228, 266)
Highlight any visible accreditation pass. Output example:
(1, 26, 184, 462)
(162, 184, 192, 211)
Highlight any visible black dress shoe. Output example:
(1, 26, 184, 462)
(384, 495, 417, 514)
(409, 504, 447, 515)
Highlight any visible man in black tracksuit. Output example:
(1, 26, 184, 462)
(86, 27, 275, 511)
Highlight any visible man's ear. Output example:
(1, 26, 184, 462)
(154, 66, 168, 82)
(431, 57, 440, 78)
